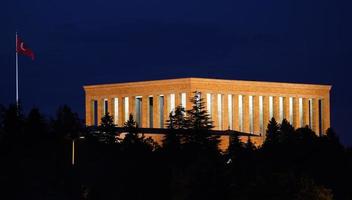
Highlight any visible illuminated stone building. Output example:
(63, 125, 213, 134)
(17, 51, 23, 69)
(83, 78, 331, 145)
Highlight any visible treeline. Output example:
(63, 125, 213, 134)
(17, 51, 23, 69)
(0, 93, 351, 200)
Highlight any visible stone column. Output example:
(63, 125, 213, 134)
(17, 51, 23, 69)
(263, 96, 269, 134)
(253, 96, 260, 134)
(232, 94, 239, 131)
(273, 96, 280, 122)
(323, 96, 331, 134)
(97, 99, 102, 125)
(243, 95, 250, 133)
(153, 95, 160, 128)
(186, 92, 193, 112)
(109, 97, 116, 125)
(108, 97, 113, 117)
(85, 96, 92, 126)
(312, 98, 320, 135)
(293, 97, 300, 129)
(303, 98, 309, 127)
(212, 93, 218, 130)
(222, 94, 228, 130)
(284, 97, 290, 122)
(175, 93, 181, 107)
(163, 94, 169, 128)
(142, 96, 149, 128)
(118, 97, 124, 125)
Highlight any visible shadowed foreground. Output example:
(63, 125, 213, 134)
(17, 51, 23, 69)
(0, 101, 351, 200)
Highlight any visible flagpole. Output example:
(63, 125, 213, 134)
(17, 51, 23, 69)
(15, 32, 19, 109)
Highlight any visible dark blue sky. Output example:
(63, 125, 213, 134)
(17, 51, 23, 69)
(1, 0, 351, 146)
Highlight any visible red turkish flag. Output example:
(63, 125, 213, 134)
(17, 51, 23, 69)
(16, 36, 35, 60)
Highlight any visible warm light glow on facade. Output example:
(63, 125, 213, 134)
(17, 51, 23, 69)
(84, 77, 331, 146)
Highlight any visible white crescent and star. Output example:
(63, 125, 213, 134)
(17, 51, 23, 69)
(20, 42, 27, 51)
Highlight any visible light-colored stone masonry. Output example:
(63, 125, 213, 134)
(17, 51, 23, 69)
(84, 77, 331, 148)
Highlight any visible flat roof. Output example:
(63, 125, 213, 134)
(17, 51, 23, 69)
(83, 77, 331, 91)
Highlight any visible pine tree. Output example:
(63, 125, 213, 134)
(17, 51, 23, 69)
(166, 105, 187, 129)
(3, 104, 25, 139)
(227, 132, 244, 159)
(122, 114, 156, 153)
(98, 112, 117, 144)
(245, 136, 256, 152)
(264, 117, 280, 146)
(184, 91, 219, 152)
(122, 114, 141, 146)
(163, 106, 185, 152)
(325, 128, 340, 145)
(279, 118, 295, 143)
(52, 105, 82, 140)
(1, 104, 25, 147)
(26, 108, 48, 140)
(280, 119, 294, 135)
(124, 113, 138, 134)
(186, 91, 213, 130)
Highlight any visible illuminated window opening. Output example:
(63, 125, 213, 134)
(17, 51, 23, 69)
(114, 98, 118, 125)
(135, 97, 142, 127)
(238, 95, 243, 132)
(269, 96, 273, 120)
(289, 97, 293, 125)
(259, 96, 264, 134)
(279, 97, 284, 122)
(170, 93, 175, 114)
(124, 97, 129, 122)
(181, 93, 186, 109)
(149, 96, 153, 128)
(92, 100, 98, 126)
(207, 93, 212, 117)
(217, 94, 223, 130)
(299, 98, 303, 127)
(103, 99, 108, 115)
(319, 99, 323, 136)
(228, 94, 233, 130)
(159, 95, 164, 128)
(249, 96, 254, 133)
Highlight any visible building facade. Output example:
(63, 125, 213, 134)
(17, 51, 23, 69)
(84, 78, 331, 138)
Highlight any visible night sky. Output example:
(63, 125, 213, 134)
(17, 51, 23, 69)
(1, 0, 351, 146)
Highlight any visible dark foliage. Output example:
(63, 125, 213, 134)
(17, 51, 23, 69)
(183, 91, 220, 154)
(0, 102, 351, 200)
(97, 112, 117, 144)
(52, 105, 82, 139)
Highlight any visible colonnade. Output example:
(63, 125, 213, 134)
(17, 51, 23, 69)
(86, 92, 330, 135)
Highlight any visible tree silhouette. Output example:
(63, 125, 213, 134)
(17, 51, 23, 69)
(279, 118, 295, 144)
(325, 128, 341, 147)
(263, 117, 280, 147)
(227, 132, 244, 159)
(98, 112, 117, 144)
(183, 91, 219, 154)
(295, 126, 317, 144)
(0, 104, 6, 145)
(52, 105, 82, 140)
(124, 114, 138, 135)
(0, 102, 350, 200)
(26, 108, 48, 140)
(121, 114, 155, 153)
(163, 95, 220, 153)
(245, 136, 256, 152)
(186, 91, 213, 130)
(163, 106, 185, 153)
(3, 104, 25, 139)
(166, 105, 187, 129)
